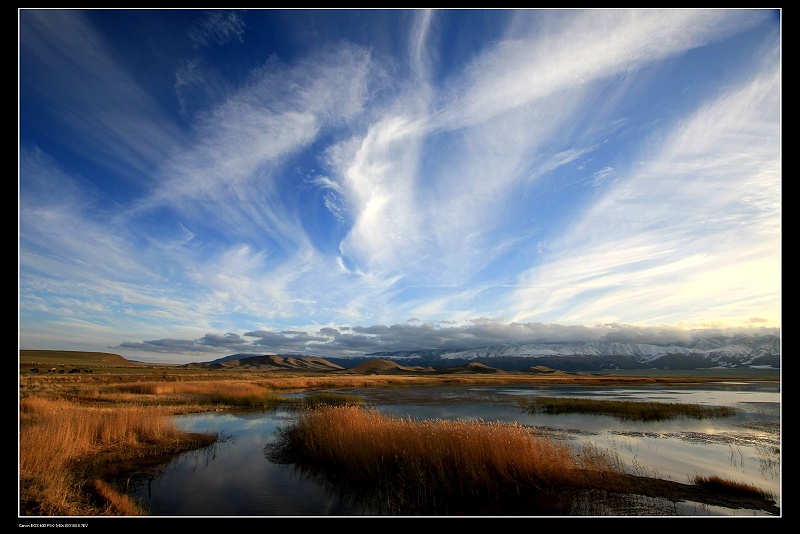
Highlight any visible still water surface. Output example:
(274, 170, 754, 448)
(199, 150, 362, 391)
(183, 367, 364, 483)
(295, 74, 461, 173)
(128, 381, 780, 517)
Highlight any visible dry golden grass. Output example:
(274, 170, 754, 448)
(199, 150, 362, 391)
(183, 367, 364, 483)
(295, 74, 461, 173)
(100, 380, 285, 407)
(83, 479, 146, 516)
(19, 396, 215, 516)
(20, 397, 187, 459)
(296, 392, 364, 408)
(253, 375, 446, 390)
(19, 374, 285, 516)
(268, 405, 629, 513)
(692, 475, 776, 500)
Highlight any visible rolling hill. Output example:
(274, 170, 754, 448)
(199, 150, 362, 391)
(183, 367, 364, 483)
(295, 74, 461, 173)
(19, 350, 141, 368)
(182, 354, 345, 372)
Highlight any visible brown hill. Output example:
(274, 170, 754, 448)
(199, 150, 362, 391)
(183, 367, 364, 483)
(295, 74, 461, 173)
(345, 359, 509, 375)
(20, 350, 140, 368)
(526, 365, 584, 376)
(345, 359, 435, 375)
(428, 362, 505, 374)
(184, 355, 344, 372)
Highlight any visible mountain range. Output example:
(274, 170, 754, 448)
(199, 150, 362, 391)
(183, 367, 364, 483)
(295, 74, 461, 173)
(199, 334, 779, 372)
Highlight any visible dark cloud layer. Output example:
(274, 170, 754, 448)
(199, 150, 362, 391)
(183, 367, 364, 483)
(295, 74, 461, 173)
(114, 321, 779, 361)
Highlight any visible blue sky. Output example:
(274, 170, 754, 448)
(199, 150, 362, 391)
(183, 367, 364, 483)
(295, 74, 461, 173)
(18, 9, 781, 364)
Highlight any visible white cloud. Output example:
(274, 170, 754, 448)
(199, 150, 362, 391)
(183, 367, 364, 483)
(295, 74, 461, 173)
(511, 44, 780, 329)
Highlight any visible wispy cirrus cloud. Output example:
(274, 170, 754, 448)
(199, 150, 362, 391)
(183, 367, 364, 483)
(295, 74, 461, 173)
(188, 10, 247, 48)
(19, 9, 780, 363)
(19, 10, 184, 182)
(511, 46, 780, 327)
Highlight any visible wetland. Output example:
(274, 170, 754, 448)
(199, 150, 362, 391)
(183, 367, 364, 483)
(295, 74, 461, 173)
(128, 380, 779, 516)
(18, 353, 780, 518)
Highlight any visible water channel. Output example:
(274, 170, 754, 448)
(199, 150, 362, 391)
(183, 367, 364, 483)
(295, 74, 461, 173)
(127, 380, 780, 517)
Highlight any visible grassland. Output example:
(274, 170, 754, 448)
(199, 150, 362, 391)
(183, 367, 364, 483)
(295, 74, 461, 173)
(18, 350, 780, 516)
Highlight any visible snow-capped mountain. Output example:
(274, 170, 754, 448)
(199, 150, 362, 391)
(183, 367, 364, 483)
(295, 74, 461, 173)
(347, 334, 780, 371)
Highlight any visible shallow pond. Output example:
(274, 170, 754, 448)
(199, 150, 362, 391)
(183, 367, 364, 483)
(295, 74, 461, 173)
(127, 381, 780, 517)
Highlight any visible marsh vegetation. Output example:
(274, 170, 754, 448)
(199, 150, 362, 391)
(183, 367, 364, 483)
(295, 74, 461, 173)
(19, 396, 215, 516)
(18, 371, 429, 516)
(519, 396, 737, 422)
(265, 405, 632, 515)
(18, 354, 779, 516)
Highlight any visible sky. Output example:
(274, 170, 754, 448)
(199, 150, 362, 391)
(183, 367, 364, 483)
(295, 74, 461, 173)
(18, 9, 781, 364)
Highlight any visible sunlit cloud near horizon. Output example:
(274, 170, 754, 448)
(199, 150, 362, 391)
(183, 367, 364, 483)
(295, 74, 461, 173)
(19, 9, 781, 364)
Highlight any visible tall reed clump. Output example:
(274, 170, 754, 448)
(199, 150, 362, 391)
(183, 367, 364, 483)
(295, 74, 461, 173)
(267, 405, 628, 514)
(19, 396, 215, 516)
(692, 475, 776, 501)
